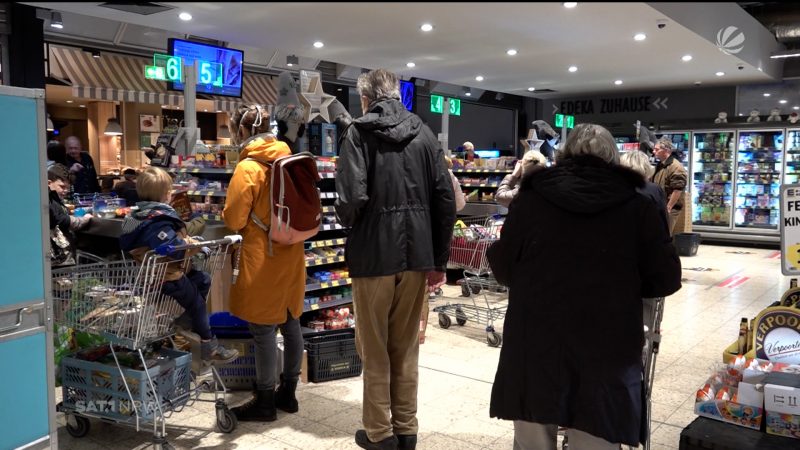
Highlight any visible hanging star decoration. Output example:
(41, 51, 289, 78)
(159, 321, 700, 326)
(520, 129, 545, 152)
(299, 70, 335, 123)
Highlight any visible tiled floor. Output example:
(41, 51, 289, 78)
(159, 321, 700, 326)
(55, 243, 789, 450)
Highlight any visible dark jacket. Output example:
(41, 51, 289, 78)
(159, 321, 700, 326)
(120, 202, 193, 281)
(638, 181, 670, 234)
(66, 152, 101, 194)
(653, 154, 687, 210)
(487, 155, 681, 446)
(335, 98, 456, 277)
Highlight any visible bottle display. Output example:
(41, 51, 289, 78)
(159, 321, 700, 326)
(784, 130, 800, 185)
(692, 132, 735, 227)
(734, 130, 784, 229)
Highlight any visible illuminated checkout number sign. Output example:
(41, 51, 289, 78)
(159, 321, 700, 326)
(144, 54, 223, 87)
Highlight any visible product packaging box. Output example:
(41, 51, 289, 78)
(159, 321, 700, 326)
(763, 372, 800, 439)
(694, 380, 764, 430)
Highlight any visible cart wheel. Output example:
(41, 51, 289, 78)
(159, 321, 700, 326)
(460, 283, 471, 297)
(471, 285, 482, 295)
(455, 309, 467, 326)
(65, 414, 90, 438)
(487, 331, 502, 347)
(216, 407, 238, 434)
(438, 313, 452, 329)
(434, 287, 443, 297)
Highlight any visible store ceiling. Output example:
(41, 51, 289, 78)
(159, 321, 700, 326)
(26, 2, 784, 99)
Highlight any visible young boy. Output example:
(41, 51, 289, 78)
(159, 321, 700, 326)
(120, 167, 238, 365)
(48, 164, 92, 267)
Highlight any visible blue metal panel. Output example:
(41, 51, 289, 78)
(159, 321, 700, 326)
(0, 94, 44, 306)
(0, 333, 49, 448)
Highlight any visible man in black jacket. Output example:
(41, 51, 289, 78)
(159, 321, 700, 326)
(65, 136, 101, 194)
(335, 68, 456, 450)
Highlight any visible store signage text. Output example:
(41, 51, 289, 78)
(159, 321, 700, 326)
(559, 96, 662, 116)
(430, 95, 461, 116)
(754, 309, 800, 364)
(144, 53, 224, 87)
(554, 114, 575, 129)
(781, 184, 800, 275)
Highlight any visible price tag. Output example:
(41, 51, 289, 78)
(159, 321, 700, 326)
(321, 282, 330, 288)
(311, 304, 319, 311)
(191, 168, 200, 173)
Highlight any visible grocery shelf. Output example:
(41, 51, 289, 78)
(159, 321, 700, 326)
(304, 296, 354, 313)
(170, 167, 234, 175)
(305, 255, 346, 268)
(186, 190, 226, 197)
(305, 278, 352, 293)
(736, 182, 776, 185)
(306, 238, 346, 248)
(693, 221, 730, 226)
(452, 169, 512, 174)
(461, 183, 500, 188)
(735, 223, 777, 230)
(695, 160, 731, 164)
(737, 171, 781, 175)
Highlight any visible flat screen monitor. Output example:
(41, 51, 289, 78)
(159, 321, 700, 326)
(399, 80, 414, 111)
(475, 150, 500, 158)
(168, 38, 243, 98)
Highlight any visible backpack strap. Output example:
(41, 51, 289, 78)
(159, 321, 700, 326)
(242, 157, 276, 256)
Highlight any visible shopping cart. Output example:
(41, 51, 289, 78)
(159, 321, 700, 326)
(433, 215, 507, 347)
(52, 236, 242, 450)
(559, 296, 665, 450)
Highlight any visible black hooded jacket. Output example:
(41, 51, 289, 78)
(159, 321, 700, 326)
(335, 98, 456, 277)
(487, 155, 681, 446)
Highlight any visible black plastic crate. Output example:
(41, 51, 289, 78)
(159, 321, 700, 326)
(304, 328, 362, 383)
(675, 232, 701, 257)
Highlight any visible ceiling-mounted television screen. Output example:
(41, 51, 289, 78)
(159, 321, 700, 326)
(399, 80, 415, 112)
(168, 38, 243, 98)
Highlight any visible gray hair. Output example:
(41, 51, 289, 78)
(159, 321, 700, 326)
(522, 150, 547, 166)
(558, 123, 619, 164)
(656, 137, 675, 152)
(357, 69, 401, 101)
(620, 150, 654, 179)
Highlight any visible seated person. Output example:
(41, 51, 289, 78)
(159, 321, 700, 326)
(113, 168, 139, 206)
(119, 167, 238, 365)
(48, 164, 92, 267)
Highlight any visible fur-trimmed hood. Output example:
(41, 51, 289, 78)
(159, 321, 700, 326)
(521, 154, 646, 215)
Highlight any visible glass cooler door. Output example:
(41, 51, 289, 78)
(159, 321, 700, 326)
(691, 131, 735, 228)
(734, 129, 784, 231)
(785, 129, 800, 186)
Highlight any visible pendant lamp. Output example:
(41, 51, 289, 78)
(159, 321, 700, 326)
(104, 118, 123, 136)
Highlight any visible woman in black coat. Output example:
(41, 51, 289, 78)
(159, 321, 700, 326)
(487, 124, 681, 449)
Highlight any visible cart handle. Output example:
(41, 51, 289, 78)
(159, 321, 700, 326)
(155, 235, 242, 256)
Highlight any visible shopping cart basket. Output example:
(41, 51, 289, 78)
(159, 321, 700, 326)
(434, 215, 507, 347)
(53, 236, 242, 450)
(559, 297, 665, 450)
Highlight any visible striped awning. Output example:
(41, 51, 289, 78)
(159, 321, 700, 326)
(50, 45, 183, 106)
(209, 72, 278, 113)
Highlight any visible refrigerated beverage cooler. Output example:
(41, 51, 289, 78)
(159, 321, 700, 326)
(733, 130, 783, 231)
(692, 131, 735, 228)
(785, 129, 800, 185)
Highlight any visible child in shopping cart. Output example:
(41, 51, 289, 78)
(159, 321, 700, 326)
(120, 167, 238, 365)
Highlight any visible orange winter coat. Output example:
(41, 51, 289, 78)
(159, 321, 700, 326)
(223, 134, 305, 325)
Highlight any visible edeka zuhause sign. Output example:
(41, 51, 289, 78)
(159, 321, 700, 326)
(781, 184, 800, 275)
(558, 96, 654, 115)
(754, 308, 800, 364)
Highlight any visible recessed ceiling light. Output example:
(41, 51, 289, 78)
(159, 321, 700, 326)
(203, 109, 208, 112)
(527, 87, 535, 92)
(406, 62, 416, 68)
(313, 41, 324, 48)
(614, 80, 623, 85)
(66, 100, 73, 104)
(764, 93, 771, 97)
(216, 110, 222, 113)
(563, 2, 578, 8)
(681, 54, 693, 62)
(634, 33, 647, 41)
(161, 105, 168, 108)
(780, 99, 788, 104)
(50, 11, 63, 29)
(506, 49, 518, 56)
(794, 106, 800, 110)
(715, 71, 725, 76)
(178, 12, 192, 21)
(739, 113, 744, 116)
(568, 66, 578, 73)
(465, 92, 472, 96)
(337, 88, 342, 91)
(79, 105, 86, 108)
(758, 67, 763, 72)
(420, 23, 434, 32)
(475, 75, 484, 81)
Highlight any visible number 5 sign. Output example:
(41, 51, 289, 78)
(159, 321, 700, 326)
(145, 54, 223, 87)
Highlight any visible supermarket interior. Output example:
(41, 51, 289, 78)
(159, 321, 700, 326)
(4, 2, 800, 450)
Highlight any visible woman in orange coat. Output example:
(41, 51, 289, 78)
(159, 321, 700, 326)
(223, 104, 305, 422)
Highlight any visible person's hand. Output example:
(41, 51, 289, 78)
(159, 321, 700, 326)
(511, 161, 524, 179)
(84, 214, 93, 220)
(70, 163, 84, 173)
(426, 271, 446, 293)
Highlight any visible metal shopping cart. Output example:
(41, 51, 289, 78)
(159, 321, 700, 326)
(559, 296, 665, 450)
(433, 215, 507, 347)
(52, 236, 242, 450)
